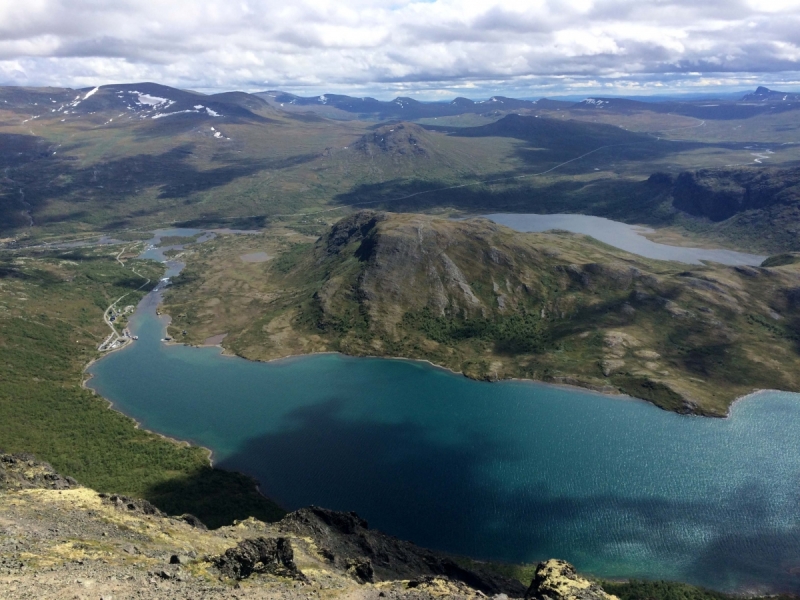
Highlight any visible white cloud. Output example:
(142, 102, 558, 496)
(0, 0, 799, 97)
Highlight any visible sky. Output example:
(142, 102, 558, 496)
(1, 0, 800, 99)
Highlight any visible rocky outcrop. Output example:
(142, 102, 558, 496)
(99, 492, 164, 516)
(322, 210, 386, 257)
(346, 557, 375, 583)
(672, 166, 800, 222)
(278, 506, 528, 596)
(1, 454, 535, 598)
(213, 536, 306, 581)
(354, 123, 431, 157)
(525, 559, 618, 600)
(0, 453, 78, 490)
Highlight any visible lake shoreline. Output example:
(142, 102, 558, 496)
(81, 358, 217, 467)
(86, 275, 800, 593)
(176, 338, 773, 419)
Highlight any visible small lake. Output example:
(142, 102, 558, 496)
(481, 213, 766, 266)
(88, 291, 800, 593)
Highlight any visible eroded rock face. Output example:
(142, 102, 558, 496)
(322, 211, 386, 257)
(525, 559, 617, 600)
(346, 557, 375, 583)
(214, 536, 306, 581)
(278, 506, 527, 597)
(672, 166, 800, 222)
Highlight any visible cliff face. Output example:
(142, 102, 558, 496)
(663, 166, 800, 252)
(672, 167, 800, 222)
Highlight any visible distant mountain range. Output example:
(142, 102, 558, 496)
(253, 86, 800, 121)
(2, 80, 799, 253)
(3, 82, 798, 125)
(0, 81, 275, 124)
(256, 91, 572, 119)
(741, 86, 800, 103)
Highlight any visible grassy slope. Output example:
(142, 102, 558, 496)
(164, 214, 800, 416)
(0, 246, 284, 528)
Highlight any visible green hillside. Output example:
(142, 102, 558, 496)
(163, 212, 800, 416)
(0, 246, 284, 527)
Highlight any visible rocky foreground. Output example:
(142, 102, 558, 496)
(0, 453, 617, 600)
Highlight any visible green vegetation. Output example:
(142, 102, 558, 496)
(5, 84, 800, 255)
(761, 253, 800, 268)
(402, 307, 549, 354)
(0, 247, 284, 528)
(164, 213, 800, 416)
(271, 242, 313, 273)
(457, 559, 799, 600)
(601, 579, 796, 600)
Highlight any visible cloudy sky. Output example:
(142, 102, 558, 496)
(2, 0, 800, 98)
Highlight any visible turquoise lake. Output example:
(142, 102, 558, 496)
(85, 225, 800, 593)
(88, 289, 800, 594)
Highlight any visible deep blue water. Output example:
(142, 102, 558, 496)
(88, 290, 800, 594)
(481, 213, 766, 266)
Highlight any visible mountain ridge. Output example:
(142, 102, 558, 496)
(257, 87, 800, 121)
(163, 211, 800, 417)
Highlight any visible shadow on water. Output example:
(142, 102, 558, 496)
(217, 398, 521, 554)
(218, 398, 800, 593)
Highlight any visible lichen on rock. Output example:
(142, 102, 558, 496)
(525, 559, 618, 600)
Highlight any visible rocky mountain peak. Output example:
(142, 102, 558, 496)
(354, 122, 431, 157)
(741, 86, 800, 102)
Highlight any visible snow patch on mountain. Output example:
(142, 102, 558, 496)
(133, 92, 171, 107)
(152, 109, 197, 119)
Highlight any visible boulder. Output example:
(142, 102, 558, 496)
(525, 559, 617, 600)
(346, 557, 375, 583)
(214, 537, 306, 581)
